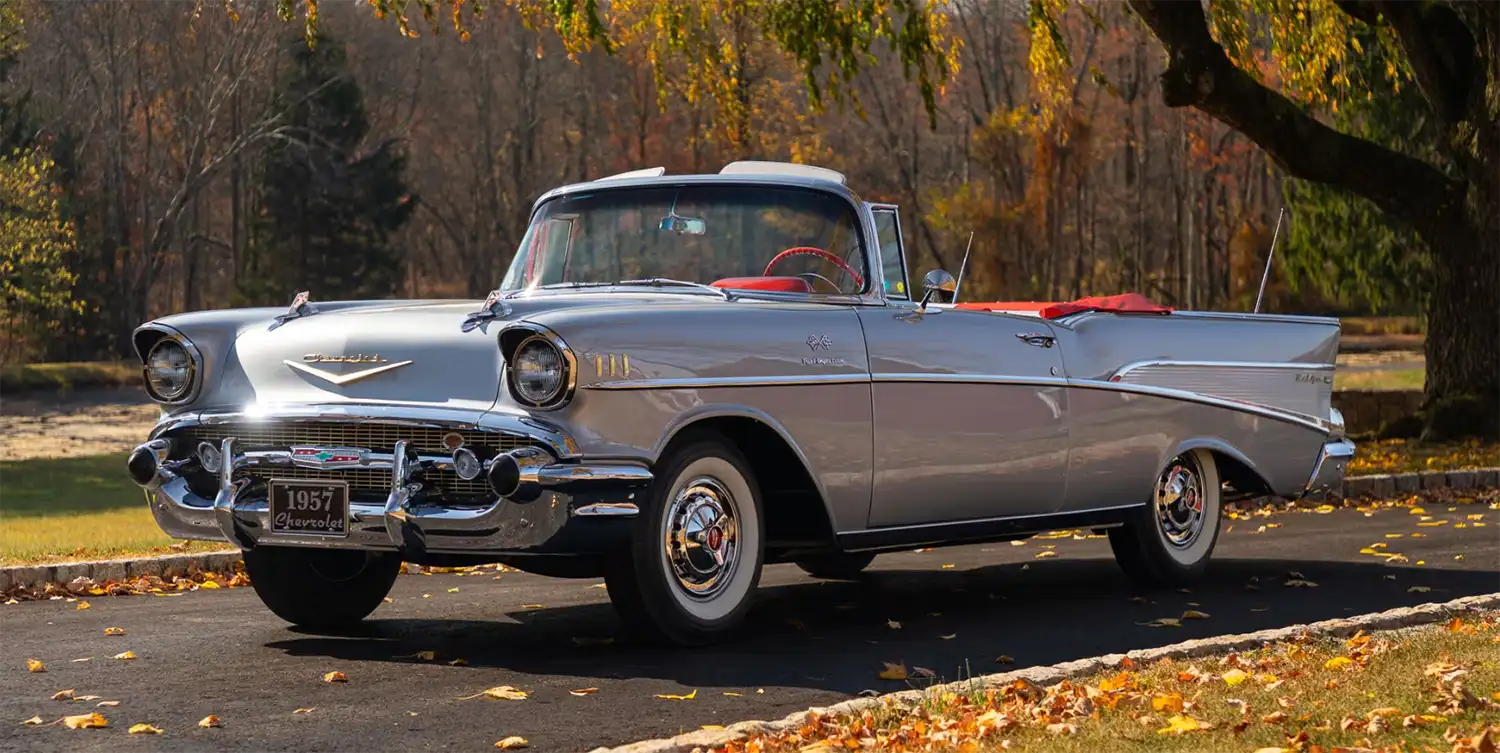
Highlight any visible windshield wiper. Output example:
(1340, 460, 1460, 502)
(502, 281, 612, 299)
(613, 278, 734, 301)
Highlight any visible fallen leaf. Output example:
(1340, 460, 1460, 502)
(449, 658, 468, 666)
(1152, 693, 1186, 713)
(112, 651, 136, 661)
(447, 587, 460, 593)
(1181, 609, 1212, 620)
(701, 725, 725, 731)
(1284, 579, 1319, 588)
(911, 666, 937, 679)
(128, 723, 163, 735)
(74, 695, 101, 702)
(70, 658, 92, 663)
(1325, 657, 1355, 670)
(1045, 722, 1078, 735)
(198, 715, 221, 728)
(1157, 715, 1211, 735)
(95, 701, 119, 708)
(1409, 507, 1426, 515)
(723, 692, 743, 697)
(293, 708, 315, 714)
(1222, 668, 1250, 686)
(62, 712, 108, 729)
(322, 671, 347, 683)
(886, 620, 901, 629)
(494, 736, 529, 749)
(520, 604, 544, 609)
(198, 581, 220, 589)
(655, 689, 697, 700)
(51, 689, 75, 701)
(1138, 617, 1182, 627)
(1033, 551, 1058, 559)
(1368, 707, 1401, 717)
(75, 601, 90, 611)
(939, 633, 957, 640)
(1262, 711, 1288, 724)
(878, 662, 908, 680)
(26, 659, 45, 673)
(21, 716, 46, 726)
(103, 627, 126, 636)
(1098, 671, 1133, 692)
(569, 688, 598, 696)
(459, 686, 529, 701)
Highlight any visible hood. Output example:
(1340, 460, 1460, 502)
(216, 293, 717, 411)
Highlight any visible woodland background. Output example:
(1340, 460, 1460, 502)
(0, 0, 1429, 363)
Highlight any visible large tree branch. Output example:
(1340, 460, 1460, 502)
(1126, 0, 1466, 238)
(1336, 1, 1477, 127)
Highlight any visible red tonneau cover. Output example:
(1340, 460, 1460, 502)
(955, 293, 1172, 319)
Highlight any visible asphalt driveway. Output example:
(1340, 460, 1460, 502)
(4, 501, 1497, 752)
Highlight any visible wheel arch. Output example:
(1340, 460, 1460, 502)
(1165, 437, 1273, 501)
(654, 408, 839, 553)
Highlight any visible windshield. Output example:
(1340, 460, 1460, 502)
(499, 185, 869, 296)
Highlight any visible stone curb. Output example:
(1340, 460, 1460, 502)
(591, 592, 1500, 753)
(0, 551, 243, 594)
(1, 467, 1495, 593)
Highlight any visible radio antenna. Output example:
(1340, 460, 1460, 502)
(1254, 207, 1285, 314)
(952, 232, 975, 304)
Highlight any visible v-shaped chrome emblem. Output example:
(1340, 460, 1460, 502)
(283, 359, 413, 386)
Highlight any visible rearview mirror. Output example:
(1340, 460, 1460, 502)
(658, 214, 707, 236)
(918, 269, 956, 310)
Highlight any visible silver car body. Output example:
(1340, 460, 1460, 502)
(129, 163, 1353, 565)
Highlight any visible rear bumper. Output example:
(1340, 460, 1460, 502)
(130, 409, 651, 557)
(1303, 438, 1356, 497)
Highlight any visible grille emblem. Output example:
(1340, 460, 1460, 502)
(284, 357, 413, 385)
(290, 447, 369, 469)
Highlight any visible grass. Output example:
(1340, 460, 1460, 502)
(726, 617, 1500, 753)
(0, 361, 139, 395)
(1336, 368, 1425, 392)
(0, 454, 230, 565)
(1340, 316, 1425, 336)
(1350, 439, 1500, 476)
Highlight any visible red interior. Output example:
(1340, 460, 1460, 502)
(955, 293, 1172, 319)
(709, 276, 814, 293)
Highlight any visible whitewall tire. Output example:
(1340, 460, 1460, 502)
(604, 434, 764, 645)
(1108, 448, 1223, 587)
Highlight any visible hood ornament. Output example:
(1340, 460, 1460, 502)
(461, 289, 511, 332)
(285, 357, 413, 386)
(269, 291, 318, 331)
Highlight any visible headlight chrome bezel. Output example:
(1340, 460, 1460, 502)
(142, 334, 201, 404)
(504, 325, 576, 410)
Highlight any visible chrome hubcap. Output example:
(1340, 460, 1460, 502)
(1155, 455, 1205, 548)
(664, 477, 739, 599)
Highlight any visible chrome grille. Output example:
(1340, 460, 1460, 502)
(174, 422, 538, 502)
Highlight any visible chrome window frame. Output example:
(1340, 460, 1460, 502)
(866, 202, 909, 302)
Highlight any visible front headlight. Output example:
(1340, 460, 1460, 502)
(144, 338, 196, 402)
(509, 334, 570, 407)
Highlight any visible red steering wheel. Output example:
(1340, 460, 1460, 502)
(762, 247, 864, 290)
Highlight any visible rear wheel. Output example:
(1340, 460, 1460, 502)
(243, 547, 401, 630)
(795, 552, 876, 580)
(605, 435, 764, 646)
(1109, 449, 1222, 588)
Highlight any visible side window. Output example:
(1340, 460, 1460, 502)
(871, 208, 909, 300)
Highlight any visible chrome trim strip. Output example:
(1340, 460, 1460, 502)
(583, 374, 871, 390)
(1166, 310, 1342, 326)
(571, 502, 641, 518)
(1069, 378, 1333, 434)
(842, 503, 1141, 540)
(1113, 359, 1336, 380)
(283, 358, 415, 386)
(873, 373, 1069, 387)
(146, 404, 580, 461)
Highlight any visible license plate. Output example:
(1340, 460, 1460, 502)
(269, 480, 349, 537)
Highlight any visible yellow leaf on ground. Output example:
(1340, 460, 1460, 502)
(1409, 507, 1426, 515)
(878, 662, 908, 680)
(448, 587, 460, 593)
(128, 723, 163, 735)
(1097, 671, 1132, 692)
(198, 715, 221, 728)
(103, 627, 126, 636)
(1181, 609, 1211, 620)
(494, 736, 529, 749)
(75, 601, 90, 610)
(26, 659, 45, 673)
(655, 689, 697, 700)
(1324, 657, 1355, 670)
(1151, 693, 1185, 713)
(51, 689, 75, 701)
(1222, 668, 1250, 686)
(460, 686, 529, 701)
(1252, 748, 1290, 753)
(62, 712, 108, 729)
(112, 651, 136, 660)
(1138, 617, 1182, 627)
(95, 701, 120, 708)
(941, 564, 956, 569)
(1033, 551, 1058, 559)
(21, 716, 46, 726)
(1157, 715, 1211, 734)
(569, 688, 598, 696)
(293, 708, 315, 714)
(322, 671, 347, 683)
(520, 604, 544, 609)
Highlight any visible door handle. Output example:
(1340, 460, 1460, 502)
(1015, 332, 1056, 348)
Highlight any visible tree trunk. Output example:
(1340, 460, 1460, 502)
(1418, 204, 1500, 440)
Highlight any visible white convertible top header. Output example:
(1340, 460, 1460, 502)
(719, 160, 846, 185)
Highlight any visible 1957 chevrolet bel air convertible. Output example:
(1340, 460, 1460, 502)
(126, 161, 1353, 645)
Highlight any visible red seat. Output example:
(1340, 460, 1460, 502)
(709, 276, 813, 293)
(956, 293, 1171, 319)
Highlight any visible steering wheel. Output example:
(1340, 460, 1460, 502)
(796, 272, 843, 293)
(763, 247, 864, 291)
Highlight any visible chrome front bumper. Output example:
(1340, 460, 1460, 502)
(1303, 438, 1356, 497)
(131, 411, 652, 556)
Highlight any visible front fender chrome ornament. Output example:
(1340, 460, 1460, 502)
(268, 290, 318, 331)
(461, 290, 512, 332)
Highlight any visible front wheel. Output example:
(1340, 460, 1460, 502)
(243, 546, 402, 630)
(605, 434, 764, 646)
(1109, 449, 1222, 588)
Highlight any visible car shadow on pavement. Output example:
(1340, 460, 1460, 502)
(264, 556, 1500, 696)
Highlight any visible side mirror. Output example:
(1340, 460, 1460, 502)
(918, 269, 956, 310)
